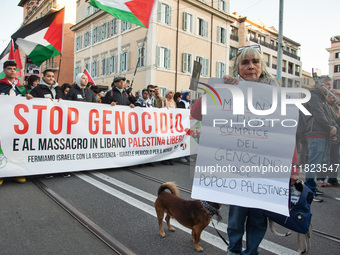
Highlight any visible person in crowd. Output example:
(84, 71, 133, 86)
(304, 76, 337, 201)
(65, 73, 96, 102)
(60, 83, 72, 99)
(154, 85, 166, 108)
(17, 75, 40, 96)
(27, 69, 63, 100)
(101, 76, 135, 107)
(322, 89, 340, 187)
(147, 84, 155, 106)
(90, 85, 103, 103)
(134, 89, 152, 107)
(164, 89, 176, 108)
(192, 45, 299, 255)
(177, 91, 191, 109)
(176, 91, 193, 163)
(135, 91, 140, 100)
(174, 92, 182, 104)
(0, 61, 26, 185)
(26, 69, 69, 177)
(0, 60, 22, 96)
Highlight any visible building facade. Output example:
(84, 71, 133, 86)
(327, 36, 340, 89)
(18, 0, 76, 85)
(72, 0, 302, 94)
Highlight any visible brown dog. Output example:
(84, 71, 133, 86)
(154, 182, 221, 252)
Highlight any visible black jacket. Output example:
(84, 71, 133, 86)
(65, 84, 96, 102)
(30, 79, 63, 99)
(0, 78, 22, 96)
(102, 86, 135, 106)
(305, 88, 338, 138)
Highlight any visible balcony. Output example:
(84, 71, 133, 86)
(288, 69, 293, 74)
(230, 34, 239, 42)
(283, 50, 300, 61)
(295, 71, 300, 76)
(250, 37, 258, 43)
(259, 40, 278, 51)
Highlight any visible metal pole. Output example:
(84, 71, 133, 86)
(277, 0, 284, 86)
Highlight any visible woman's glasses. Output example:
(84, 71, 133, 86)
(237, 45, 261, 52)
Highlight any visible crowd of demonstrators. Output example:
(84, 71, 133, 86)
(0, 61, 193, 181)
(298, 76, 340, 202)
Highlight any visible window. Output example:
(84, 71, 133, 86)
(248, 30, 256, 41)
(110, 18, 117, 36)
(182, 53, 192, 73)
(93, 7, 99, 13)
(291, 49, 297, 55)
(157, 2, 171, 25)
(101, 22, 108, 40)
(156, 46, 171, 69)
(121, 21, 131, 32)
(198, 18, 208, 38)
(120, 52, 129, 72)
(216, 61, 226, 78)
(219, 0, 227, 12)
(335, 65, 340, 73)
(137, 46, 145, 67)
(183, 12, 193, 33)
(84, 31, 91, 47)
(270, 39, 275, 45)
(101, 55, 107, 76)
(108, 54, 118, 74)
(335, 52, 340, 59)
(75, 35, 82, 51)
(91, 59, 98, 77)
(230, 26, 238, 41)
(229, 47, 237, 60)
(93, 26, 99, 44)
(217, 26, 226, 44)
(259, 34, 265, 43)
(74, 63, 81, 80)
(87, 6, 91, 16)
(85, 60, 90, 72)
(196, 56, 208, 76)
(334, 79, 340, 89)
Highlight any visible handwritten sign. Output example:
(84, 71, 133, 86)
(191, 78, 299, 216)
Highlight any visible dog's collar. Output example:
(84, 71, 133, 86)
(200, 200, 222, 222)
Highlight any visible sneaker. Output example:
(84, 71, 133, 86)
(45, 175, 54, 179)
(16, 177, 26, 183)
(317, 180, 326, 187)
(313, 195, 323, 202)
(61, 173, 71, 178)
(0, 178, 3, 185)
(316, 188, 324, 195)
(179, 158, 188, 163)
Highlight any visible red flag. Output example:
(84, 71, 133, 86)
(84, 69, 96, 85)
(8, 40, 23, 77)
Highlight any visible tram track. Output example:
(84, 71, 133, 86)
(32, 178, 136, 255)
(126, 168, 340, 245)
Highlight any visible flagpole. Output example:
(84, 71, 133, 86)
(130, 29, 148, 88)
(57, 54, 62, 82)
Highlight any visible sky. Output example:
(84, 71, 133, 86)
(230, 0, 339, 75)
(0, 0, 339, 75)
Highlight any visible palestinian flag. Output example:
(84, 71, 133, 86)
(89, 0, 156, 28)
(11, 9, 64, 66)
(0, 40, 23, 79)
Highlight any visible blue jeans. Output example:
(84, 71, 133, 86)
(306, 138, 330, 195)
(227, 206, 267, 255)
